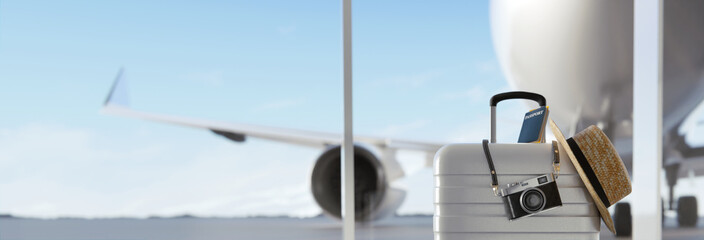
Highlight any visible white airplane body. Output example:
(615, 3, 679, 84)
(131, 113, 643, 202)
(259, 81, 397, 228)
(492, 0, 704, 179)
(491, 0, 704, 231)
(103, 0, 704, 231)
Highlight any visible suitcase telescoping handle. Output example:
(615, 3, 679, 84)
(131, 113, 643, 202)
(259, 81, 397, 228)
(489, 91, 546, 143)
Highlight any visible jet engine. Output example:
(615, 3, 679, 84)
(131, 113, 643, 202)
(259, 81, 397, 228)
(310, 145, 405, 221)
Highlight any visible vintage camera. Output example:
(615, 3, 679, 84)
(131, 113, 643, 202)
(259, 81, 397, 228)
(499, 173, 562, 220)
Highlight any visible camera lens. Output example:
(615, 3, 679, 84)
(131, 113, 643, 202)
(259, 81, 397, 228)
(521, 189, 546, 213)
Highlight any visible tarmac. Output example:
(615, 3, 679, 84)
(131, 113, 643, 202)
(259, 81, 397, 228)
(0, 215, 701, 240)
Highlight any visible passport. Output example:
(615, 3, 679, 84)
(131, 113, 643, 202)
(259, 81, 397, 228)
(518, 106, 549, 143)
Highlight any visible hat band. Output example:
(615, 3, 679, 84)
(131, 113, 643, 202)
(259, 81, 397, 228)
(567, 137, 611, 206)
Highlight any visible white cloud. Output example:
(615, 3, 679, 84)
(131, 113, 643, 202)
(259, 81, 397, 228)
(126, 139, 321, 217)
(0, 123, 321, 218)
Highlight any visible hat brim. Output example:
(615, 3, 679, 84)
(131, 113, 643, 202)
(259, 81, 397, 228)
(549, 119, 616, 234)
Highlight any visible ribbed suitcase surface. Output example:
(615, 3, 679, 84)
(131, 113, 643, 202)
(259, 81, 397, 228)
(434, 143, 600, 240)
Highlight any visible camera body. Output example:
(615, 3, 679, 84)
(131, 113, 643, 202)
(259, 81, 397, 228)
(500, 173, 562, 220)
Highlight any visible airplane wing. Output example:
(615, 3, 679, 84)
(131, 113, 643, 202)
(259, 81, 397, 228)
(102, 69, 444, 165)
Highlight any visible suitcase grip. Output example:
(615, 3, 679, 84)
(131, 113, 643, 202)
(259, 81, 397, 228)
(490, 91, 546, 107)
(490, 91, 546, 143)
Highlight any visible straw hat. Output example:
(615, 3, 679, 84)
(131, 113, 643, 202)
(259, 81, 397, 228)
(548, 119, 631, 234)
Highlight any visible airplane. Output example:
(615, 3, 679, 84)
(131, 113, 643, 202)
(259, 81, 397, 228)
(490, 0, 704, 236)
(102, 0, 704, 236)
(103, 69, 445, 222)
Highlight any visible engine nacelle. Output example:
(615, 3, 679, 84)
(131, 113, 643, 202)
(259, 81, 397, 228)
(310, 145, 405, 221)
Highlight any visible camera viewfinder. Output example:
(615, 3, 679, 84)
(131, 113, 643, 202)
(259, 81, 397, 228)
(538, 176, 548, 184)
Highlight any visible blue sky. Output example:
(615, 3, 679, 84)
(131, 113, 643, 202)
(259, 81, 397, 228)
(0, 0, 521, 218)
(1, 0, 701, 219)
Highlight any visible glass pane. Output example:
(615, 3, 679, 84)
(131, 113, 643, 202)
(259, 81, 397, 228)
(658, 1, 704, 240)
(0, 0, 341, 239)
(5, 0, 702, 239)
(352, 1, 508, 239)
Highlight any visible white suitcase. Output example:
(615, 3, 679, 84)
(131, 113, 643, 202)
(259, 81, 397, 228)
(433, 92, 600, 240)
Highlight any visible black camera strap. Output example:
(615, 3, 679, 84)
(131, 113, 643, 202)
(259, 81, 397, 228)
(482, 139, 499, 196)
(482, 139, 561, 196)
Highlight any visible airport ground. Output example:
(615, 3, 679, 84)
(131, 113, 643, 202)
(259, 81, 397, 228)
(0, 215, 701, 240)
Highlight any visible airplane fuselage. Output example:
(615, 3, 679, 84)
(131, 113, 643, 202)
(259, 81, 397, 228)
(491, 0, 704, 179)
